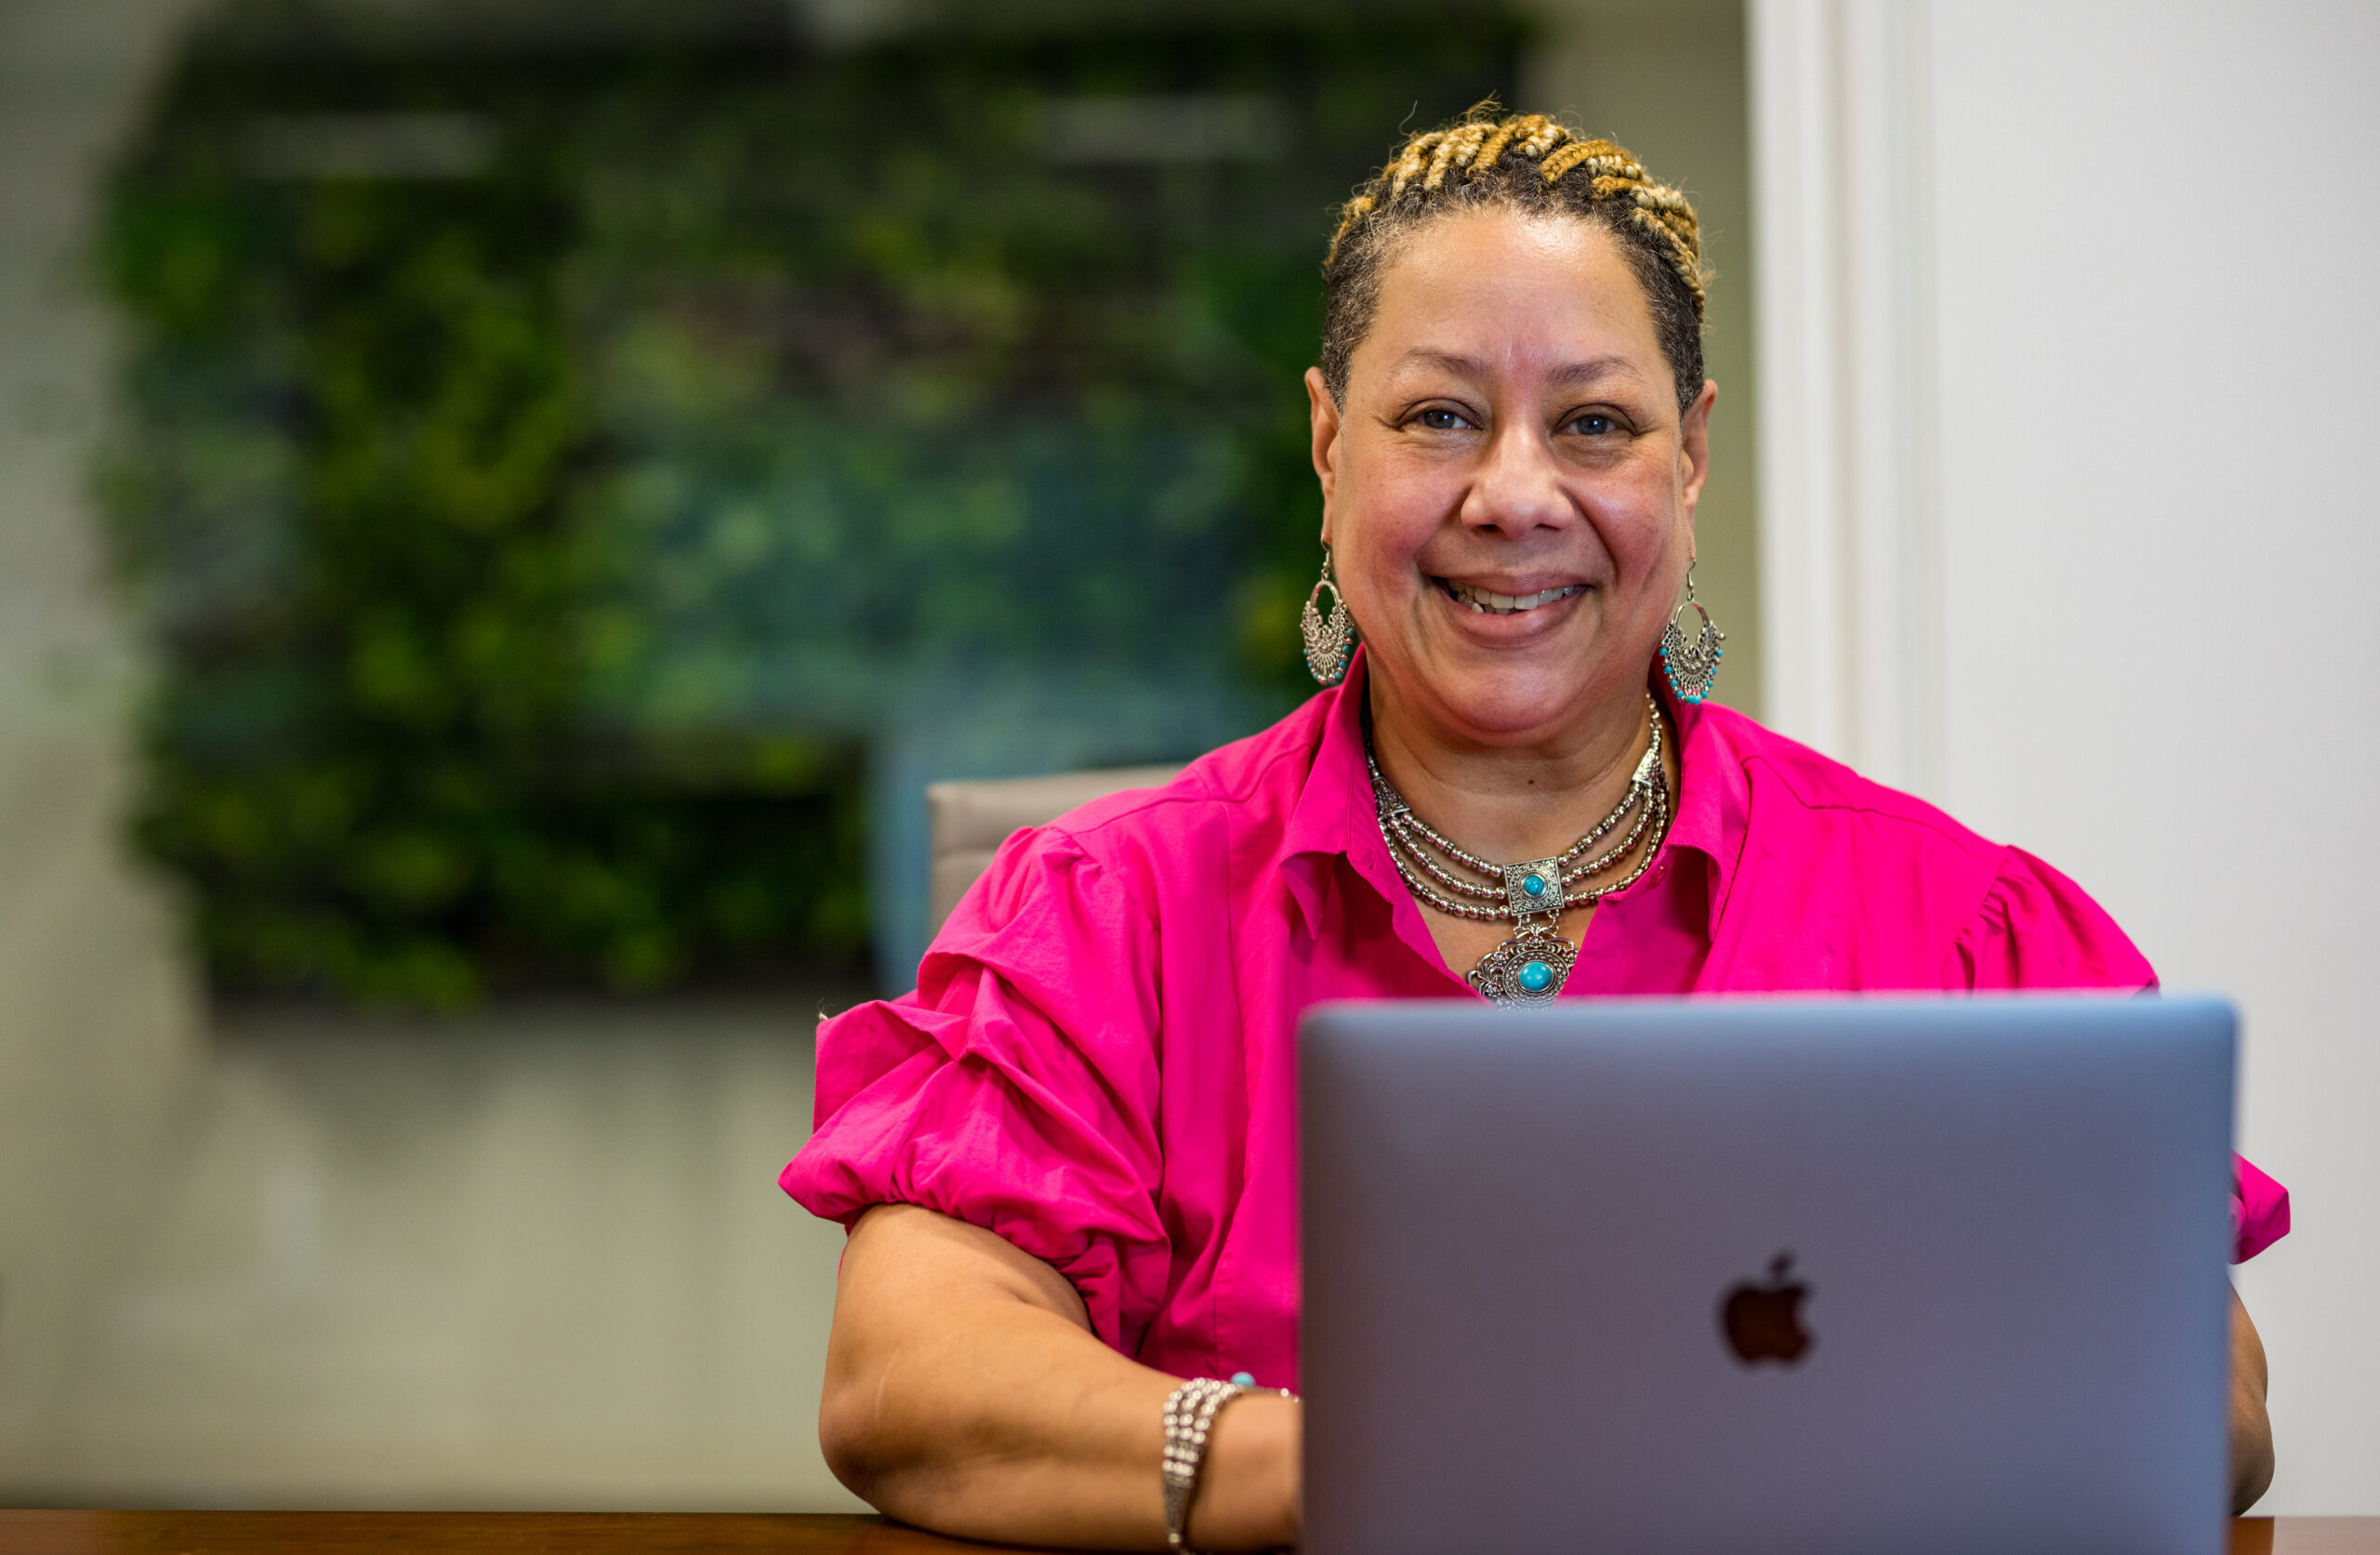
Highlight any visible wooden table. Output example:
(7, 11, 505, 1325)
(0, 1513, 2373, 1553)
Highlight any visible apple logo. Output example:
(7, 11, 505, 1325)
(1720, 1252, 1814, 1366)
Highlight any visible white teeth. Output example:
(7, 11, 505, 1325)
(1446, 581, 1580, 615)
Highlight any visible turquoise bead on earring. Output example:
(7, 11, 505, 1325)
(1659, 565, 1726, 704)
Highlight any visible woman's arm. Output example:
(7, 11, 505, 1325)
(819, 1203, 1300, 1551)
(2230, 1287, 2274, 1512)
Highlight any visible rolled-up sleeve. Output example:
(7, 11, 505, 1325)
(2230, 1153, 2291, 1264)
(779, 824, 1171, 1354)
(1948, 844, 2290, 1264)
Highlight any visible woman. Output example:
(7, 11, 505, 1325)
(782, 112, 2287, 1550)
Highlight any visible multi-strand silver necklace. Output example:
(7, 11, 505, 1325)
(1367, 697, 1673, 1007)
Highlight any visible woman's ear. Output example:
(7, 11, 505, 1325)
(1677, 377, 1717, 538)
(1306, 366, 1342, 520)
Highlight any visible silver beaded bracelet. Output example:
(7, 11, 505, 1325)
(1160, 1373, 1294, 1553)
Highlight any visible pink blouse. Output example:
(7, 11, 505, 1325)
(782, 652, 2291, 1390)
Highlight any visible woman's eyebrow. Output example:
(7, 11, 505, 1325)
(1546, 355, 1641, 389)
(1387, 348, 1489, 382)
(1390, 349, 1640, 388)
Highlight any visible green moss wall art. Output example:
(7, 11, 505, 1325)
(101, 1, 1518, 1005)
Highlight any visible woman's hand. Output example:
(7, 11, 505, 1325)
(2230, 1287, 2274, 1512)
(819, 1203, 1299, 1551)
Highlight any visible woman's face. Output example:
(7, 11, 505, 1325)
(1308, 206, 1713, 748)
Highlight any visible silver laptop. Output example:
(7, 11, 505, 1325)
(1299, 994, 2237, 1555)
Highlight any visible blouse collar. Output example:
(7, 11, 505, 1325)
(1281, 647, 1749, 944)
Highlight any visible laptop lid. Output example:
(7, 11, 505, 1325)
(1299, 994, 2237, 1555)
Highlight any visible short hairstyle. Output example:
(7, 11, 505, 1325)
(1320, 110, 1707, 417)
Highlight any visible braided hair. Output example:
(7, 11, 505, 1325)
(1321, 111, 1708, 416)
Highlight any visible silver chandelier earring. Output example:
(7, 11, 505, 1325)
(1301, 546, 1356, 687)
(1659, 563, 1726, 704)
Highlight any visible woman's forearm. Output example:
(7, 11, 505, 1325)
(820, 1203, 1298, 1551)
(2229, 1287, 2274, 1512)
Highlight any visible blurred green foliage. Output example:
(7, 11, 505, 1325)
(101, 3, 1516, 1007)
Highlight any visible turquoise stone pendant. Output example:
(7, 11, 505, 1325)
(1467, 918, 1577, 1008)
(1463, 858, 1575, 1007)
(1501, 857, 1565, 916)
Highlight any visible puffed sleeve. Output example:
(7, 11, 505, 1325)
(778, 824, 1170, 1355)
(1947, 844, 2290, 1263)
(1945, 845, 2158, 992)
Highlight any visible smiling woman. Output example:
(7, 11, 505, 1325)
(1304, 165, 1710, 988)
(778, 110, 2288, 1550)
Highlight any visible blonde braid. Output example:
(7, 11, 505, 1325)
(1513, 116, 1564, 159)
(1622, 184, 1706, 311)
(1537, 138, 1609, 186)
(1543, 140, 1709, 314)
(1468, 114, 1531, 177)
(1424, 121, 1493, 191)
(1552, 138, 1646, 184)
(1384, 129, 1446, 204)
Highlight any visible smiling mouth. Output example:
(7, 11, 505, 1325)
(1436, 578, 1586, 616)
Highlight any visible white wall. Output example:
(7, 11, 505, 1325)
(1755, 0, 2380, 1511)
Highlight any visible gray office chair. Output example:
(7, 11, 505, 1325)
(924, 765, 1183, 937)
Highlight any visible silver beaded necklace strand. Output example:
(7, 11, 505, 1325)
(1366, 696, 1673, 1008)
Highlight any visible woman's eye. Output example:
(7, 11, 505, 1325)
(1416, 407, 1472, 431)
(1567, 413, 1617, 436)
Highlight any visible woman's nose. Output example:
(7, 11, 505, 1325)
(1460, 422, 1572, 538)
